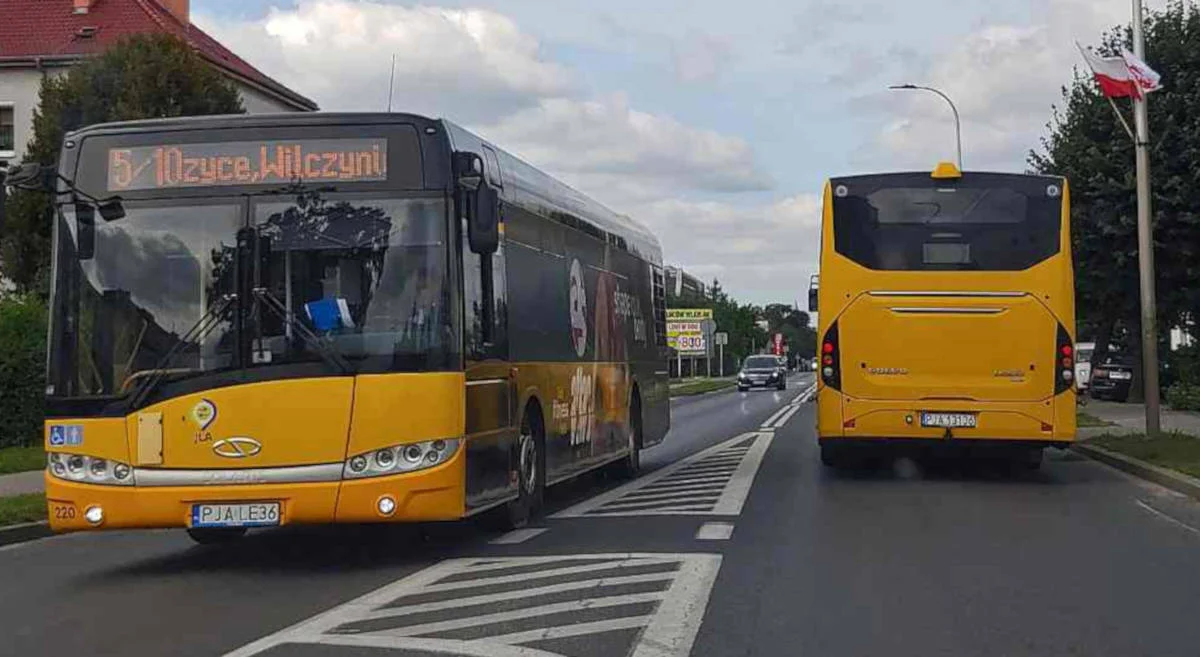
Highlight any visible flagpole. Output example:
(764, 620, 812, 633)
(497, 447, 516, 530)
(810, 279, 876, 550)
(1132, 0, 1162, 435)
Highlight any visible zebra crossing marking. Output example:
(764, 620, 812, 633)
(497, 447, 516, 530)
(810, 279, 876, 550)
(552, 431, 773, 518)
(224, 553, 722, 657)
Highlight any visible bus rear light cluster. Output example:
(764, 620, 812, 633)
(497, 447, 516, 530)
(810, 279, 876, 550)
(1055, 324, 1074, 393)
(820, 322, 842, 390)
(48, 453, 134, 486)
(343, 439, 461, 480)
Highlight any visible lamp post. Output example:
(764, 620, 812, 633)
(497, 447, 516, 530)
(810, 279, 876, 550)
(889, 84, 963, 170)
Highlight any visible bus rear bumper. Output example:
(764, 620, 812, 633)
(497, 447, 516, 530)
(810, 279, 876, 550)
(43, 460, 465, 533)
(817, 392, 1077, 444)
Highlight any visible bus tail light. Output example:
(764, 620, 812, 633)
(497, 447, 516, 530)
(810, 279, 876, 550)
(1055, 324, 1074, 394)
(821, 321, 842, 391)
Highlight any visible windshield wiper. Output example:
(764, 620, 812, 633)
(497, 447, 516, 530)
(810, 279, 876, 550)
(127, 293, 238, 409)
(251, 287, 352, 374)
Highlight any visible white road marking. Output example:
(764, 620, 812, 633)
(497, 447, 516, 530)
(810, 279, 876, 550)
(766, 405, 801, 429)
(695, 522, 735, 541)
(359, 572, 678, 621)
(552, 432, 760, 518)
(420, 557, 680, 593)
(761, 405, 791, 429)
(1135, 499, 1200, 539)
(370, 591, 666, 637)
(224, 553, 722, 657)
(711, 431, 774, 515)
(489, 528, 547, 545)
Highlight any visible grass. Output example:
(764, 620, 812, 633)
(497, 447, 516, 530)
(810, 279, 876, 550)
(0, 445, 46, 475)
(0, 494, 47, 527)
(670, 378, 736, 397)
(1091, 432, 1200, 479)
(1077, 411, 1115, 428)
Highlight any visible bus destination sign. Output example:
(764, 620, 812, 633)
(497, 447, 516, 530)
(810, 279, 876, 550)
(107, 138, 388, 191)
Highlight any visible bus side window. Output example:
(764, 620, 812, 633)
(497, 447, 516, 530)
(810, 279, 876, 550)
(463, 218, 508, 361)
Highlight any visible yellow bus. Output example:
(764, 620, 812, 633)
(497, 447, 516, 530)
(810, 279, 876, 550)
(35, 113, 670, 543)
(809, 162, 1075, 469)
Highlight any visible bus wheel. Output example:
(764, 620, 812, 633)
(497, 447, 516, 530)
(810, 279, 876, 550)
(504, 407, 545, 529)
(186, 527, 247, 545)
(612, 393, 643, 479)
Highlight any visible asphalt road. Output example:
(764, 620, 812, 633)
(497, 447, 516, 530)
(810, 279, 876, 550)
(5, 372, 1200, 657)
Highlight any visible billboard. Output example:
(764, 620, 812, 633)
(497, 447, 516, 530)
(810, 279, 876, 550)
(667, 308, 711, 354)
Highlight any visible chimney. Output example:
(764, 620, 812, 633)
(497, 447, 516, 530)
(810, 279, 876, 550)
(72, 0, 94, 14)
(158, 0, 189, 23)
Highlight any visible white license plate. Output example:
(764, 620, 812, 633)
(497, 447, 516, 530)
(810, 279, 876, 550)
(1110, 371, 1132, 380)
(921, 412, 977, 429)
(191, 502, 280, 528)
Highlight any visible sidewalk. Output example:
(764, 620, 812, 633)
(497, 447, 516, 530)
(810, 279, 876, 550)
(1082, 400, 1200, 437)
(0, 471, 44, 496)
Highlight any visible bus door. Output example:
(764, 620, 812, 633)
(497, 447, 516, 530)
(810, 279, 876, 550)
(464, 146, 516, 512)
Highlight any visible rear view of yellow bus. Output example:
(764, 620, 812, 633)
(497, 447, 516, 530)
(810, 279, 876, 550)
(811, 162, 1075, 468)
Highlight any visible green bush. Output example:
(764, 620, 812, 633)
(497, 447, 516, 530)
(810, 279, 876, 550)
(1167, 382, 1200, 412)
(0, 295, 47, 448)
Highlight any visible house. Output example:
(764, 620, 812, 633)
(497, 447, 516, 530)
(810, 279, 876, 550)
(0, 0, 318, 167)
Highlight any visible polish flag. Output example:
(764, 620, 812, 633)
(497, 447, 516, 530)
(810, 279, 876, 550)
(1079, 45, 1162, 99)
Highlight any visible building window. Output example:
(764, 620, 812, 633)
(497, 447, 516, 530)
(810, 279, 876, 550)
(0, 104, 14, 156)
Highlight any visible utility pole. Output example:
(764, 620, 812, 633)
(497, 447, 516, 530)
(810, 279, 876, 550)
(1133, 0, 1161, 435)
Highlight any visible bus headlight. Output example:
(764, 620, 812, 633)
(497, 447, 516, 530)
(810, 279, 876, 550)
(343, 439, 460, 479)
(48, 453, 134, 486)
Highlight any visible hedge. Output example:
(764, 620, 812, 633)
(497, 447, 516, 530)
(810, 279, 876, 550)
(0, 295, 46, 448)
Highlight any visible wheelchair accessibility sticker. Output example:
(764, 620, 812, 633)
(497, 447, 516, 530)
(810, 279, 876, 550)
(48, 424, 84, 447)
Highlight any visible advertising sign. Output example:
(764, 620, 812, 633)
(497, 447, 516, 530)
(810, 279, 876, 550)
(772, 332, 784, 356)
(666, 309, 713, 321)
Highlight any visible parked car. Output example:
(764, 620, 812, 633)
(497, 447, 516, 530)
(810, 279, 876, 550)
(1090, 357, 1134, 402)
(737, 355, 787, 391)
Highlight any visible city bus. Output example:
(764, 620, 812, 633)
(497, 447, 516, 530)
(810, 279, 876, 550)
(809, 162, 1075, 469)
(35, 113, 670, 542)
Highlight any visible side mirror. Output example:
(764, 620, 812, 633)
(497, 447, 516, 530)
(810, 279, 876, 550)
(807, 287, 818, 313)
(453, 151, 484, 191)
(468, 184, 500, 255)
(5, 162, 46, 189)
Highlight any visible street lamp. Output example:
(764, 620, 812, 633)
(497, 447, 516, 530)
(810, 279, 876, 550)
(889, 84, 963, 170)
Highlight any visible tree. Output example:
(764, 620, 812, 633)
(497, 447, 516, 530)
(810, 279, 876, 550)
(1029, 1, 1200, 397)
(1, 33, 245, 293)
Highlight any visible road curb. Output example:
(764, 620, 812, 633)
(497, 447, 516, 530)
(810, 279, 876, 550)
(0, 521, 51, 548)
(1073, 442, 1200, 500)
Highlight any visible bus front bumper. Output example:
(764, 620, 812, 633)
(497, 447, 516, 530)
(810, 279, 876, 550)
(43, 457, 465, 533)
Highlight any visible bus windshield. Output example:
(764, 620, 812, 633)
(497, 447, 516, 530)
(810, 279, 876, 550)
(832, 173, 1062, 272)
(48, 192, 456, 400)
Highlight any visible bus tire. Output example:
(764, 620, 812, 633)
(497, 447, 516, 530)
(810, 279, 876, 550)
(612, 391, 643, 479)
(503, 405, 545, 530)
(186, 527, 247, 545)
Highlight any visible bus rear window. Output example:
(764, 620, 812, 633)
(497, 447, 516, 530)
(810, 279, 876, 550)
(831, 175, 1062, 271)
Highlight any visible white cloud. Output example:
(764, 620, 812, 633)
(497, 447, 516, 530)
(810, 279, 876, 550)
(628, 194, 822, 299)
(864, 0, 1165, 171)
(477, 95, 771, 195)
(197, 2, 571, 122)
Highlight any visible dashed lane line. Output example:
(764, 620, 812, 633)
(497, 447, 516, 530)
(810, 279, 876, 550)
(490, 528, 549, 545)
(695, 522, 735, 541)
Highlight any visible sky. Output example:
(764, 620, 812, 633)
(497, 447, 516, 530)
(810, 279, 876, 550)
(193, 0, 1164, 305)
